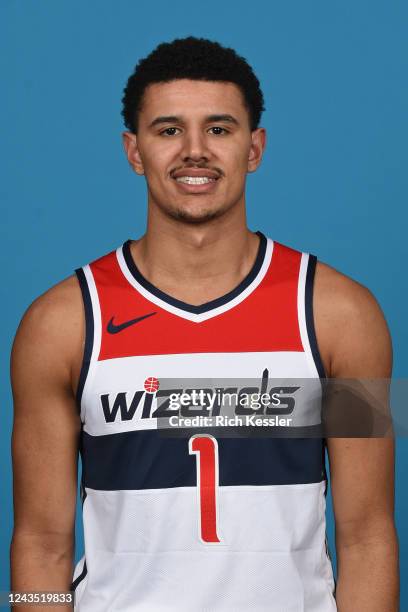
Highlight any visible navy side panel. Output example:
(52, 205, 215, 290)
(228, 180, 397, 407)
(305, 255, 327, 379)
(70, 559, 87, 591)
(75, 267, 94, 410)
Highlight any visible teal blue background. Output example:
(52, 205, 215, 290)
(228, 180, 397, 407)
(2, 0, 407, 604)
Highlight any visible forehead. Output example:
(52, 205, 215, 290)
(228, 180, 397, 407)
(140, 79, 248, 122)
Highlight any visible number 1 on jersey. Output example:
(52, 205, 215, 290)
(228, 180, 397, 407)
(189, 435, 221, 544)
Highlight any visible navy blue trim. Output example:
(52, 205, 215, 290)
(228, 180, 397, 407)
(323, 438, 329, 495)
(79, 422, 88, 504)
(70, 559, 87, 591)
(81, 429, 325, 490)
(71, 437, 88, 593)
(305, 255, 327, 378)
(80, 478, 87, 504)
(122, 231, 267, 314)
(322, 439, 334, 586)
(75, 268, 94, 411)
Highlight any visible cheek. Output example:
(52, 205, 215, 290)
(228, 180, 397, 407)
(221, 138, 251, 169)
(140, 141, 177, 180)
(224, 152, 251, 181)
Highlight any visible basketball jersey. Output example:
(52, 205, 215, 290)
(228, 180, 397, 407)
(71, 231, 337, 611)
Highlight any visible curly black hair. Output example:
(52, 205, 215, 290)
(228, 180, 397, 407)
(121, 36, 265, 133)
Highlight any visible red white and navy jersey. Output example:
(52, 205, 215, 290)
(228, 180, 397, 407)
(71, 231, 337, 611)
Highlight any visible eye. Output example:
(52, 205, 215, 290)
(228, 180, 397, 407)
(208, 126, 228, 135)
(160, 127, 181, 136)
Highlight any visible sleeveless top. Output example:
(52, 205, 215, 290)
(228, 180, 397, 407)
(71, 231, 337, 611)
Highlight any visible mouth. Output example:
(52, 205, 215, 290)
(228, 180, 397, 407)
(171, 169, 221, 193)
(175, 176, 218, 185)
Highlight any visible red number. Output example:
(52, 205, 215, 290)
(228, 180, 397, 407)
(189, 435, 221, 543)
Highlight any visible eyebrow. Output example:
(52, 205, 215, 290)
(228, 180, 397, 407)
(207, 114, 240, 125)
(148, 114, 240, 128)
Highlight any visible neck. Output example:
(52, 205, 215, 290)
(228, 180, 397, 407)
(129, 202, 261, 306)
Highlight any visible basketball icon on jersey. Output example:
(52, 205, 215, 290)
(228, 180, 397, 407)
(144, 377, 159, 393)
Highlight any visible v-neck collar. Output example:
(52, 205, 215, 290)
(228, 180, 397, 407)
(116, 231, 273, 323)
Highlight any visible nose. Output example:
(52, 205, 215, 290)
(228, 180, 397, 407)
(180, 128, 211, 163)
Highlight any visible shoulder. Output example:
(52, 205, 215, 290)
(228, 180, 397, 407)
(314, 259, 378, 317)
(13, 274, 83, 341)
(312, 260, 392, 377)
(11, 274, 84, 393)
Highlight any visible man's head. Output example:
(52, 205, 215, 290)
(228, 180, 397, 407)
(121, 37, 266, 225)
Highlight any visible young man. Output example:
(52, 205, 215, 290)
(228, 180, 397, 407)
(11, 37, 398, 611)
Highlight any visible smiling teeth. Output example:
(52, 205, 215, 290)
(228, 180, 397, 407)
(176, 176, 216, 184)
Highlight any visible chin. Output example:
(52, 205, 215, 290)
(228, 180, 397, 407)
(161, 201, 229, 225)
(173, 208, 224, 224)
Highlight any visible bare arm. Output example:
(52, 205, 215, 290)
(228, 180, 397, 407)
(10, 276, 84, 609)
(315, 262, 399, 611)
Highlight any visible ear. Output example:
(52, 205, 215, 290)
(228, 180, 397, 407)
(247, 127, 266, 173)
(122, 131, 145, 175)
